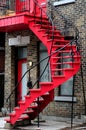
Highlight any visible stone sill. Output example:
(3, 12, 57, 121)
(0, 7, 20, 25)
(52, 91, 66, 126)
(0, 73, 4, 75)
(54, 96, 77, 102)
(53, 0, 75, 6)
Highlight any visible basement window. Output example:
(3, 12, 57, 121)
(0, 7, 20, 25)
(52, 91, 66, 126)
(54, 0, 75, 6)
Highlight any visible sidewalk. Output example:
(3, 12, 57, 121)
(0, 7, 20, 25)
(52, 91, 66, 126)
(0, 116, 84, 130)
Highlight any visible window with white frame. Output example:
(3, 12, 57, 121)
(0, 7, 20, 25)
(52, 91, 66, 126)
(54, 51, 76, 102)
(54, 76, 76, 102)
(59, 51, 74, 96)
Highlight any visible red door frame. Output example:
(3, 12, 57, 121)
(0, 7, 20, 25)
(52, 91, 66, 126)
(17, 58, 27, 101)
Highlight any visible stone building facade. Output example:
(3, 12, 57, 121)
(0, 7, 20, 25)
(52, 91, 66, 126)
(2, 0, 86, 119)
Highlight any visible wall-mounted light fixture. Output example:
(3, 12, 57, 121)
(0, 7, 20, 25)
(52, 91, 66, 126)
(28, 61, 33, 67)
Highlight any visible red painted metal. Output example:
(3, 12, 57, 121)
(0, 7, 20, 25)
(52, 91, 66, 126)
(37, 0, 46, 11)
(4, 14, 80, 124)
(2, 1, 80, 125)
(16, 0, 35, 14)
(0, 13, 29, 32)
(16, 0, 47, 15)
(35, 0, 47, 16)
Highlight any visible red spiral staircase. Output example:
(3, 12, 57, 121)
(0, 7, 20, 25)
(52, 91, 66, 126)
(0, 0, 81, 126)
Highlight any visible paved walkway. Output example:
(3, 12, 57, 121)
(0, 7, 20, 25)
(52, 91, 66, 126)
(18, 120, 70, 130)
(0, 116, 85, 130)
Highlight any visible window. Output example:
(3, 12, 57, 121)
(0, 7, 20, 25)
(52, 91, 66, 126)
(18, 47, 27, 59)
(39, 43, 51, 82)
(60, 77, 73, 96)
(54, 50, 76, 102)
(54, 77, 76, 102)
(54, 0, 75, 6)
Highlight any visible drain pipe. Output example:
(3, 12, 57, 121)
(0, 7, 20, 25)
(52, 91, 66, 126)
(80, 64, 86, 115)
(37, 80, 40, 128)
(71, 76, 75, 129)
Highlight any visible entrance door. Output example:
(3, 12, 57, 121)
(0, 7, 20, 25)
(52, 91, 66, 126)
(18, 59, 27, 101)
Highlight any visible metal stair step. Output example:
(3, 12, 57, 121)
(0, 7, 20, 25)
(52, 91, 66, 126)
(17, 114, 29, 121)
(34, 98, 44, 103)
(30, 89, 41, 93)
(40, 25, 56, 29)
(51, 61, 80, 66)
(52, 68, 74, 71)
(9, 112, 16, 116)
(18, 101, 25, 105)
(14, 107, 20, 111)
(5, 114, 29, 123)
(52, 44, 76, 48)
(47, 39, 69, 43)
(29, 104, 38, 109)
(52, 55, 81, 59)
(33, 24, 55, 30)
(52, 49, 76, 53)
(23, 109, 34, 114)
(52, 75, 65, 80)
(38, 28, 46, 32)
(41, 92, 50, 98)
(40, 82, 53, 86)
(43, 34, 64, 39)
(45, 30, 61, 35)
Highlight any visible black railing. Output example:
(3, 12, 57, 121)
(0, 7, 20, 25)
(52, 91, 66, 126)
(48, 2, 80, 128)
(6, 40, 77, 111)
(48, 2, 79, 42)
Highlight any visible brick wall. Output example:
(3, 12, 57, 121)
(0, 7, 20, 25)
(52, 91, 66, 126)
(4, 30, 38, 109)
(4, 0, 85, 118)
(42, 0, 86, 118)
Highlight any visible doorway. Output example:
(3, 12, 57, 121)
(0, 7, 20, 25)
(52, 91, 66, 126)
(17, 47, 27, 101)
(0, 75, 4, 111)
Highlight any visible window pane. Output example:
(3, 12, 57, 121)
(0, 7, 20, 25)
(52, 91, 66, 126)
(18, 47, 27, 59)
(60, 77, 73, 96)
(39, 43, 51, 82)
(60, 52, 73, 96)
